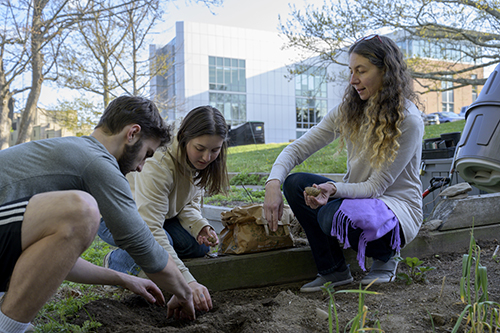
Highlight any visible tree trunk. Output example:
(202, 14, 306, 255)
(0, 56, 13, 150)
(0, 92, 13, 150)
(103, 57, 110, 107)
(15, 0, 47, 144)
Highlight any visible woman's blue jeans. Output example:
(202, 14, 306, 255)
(283, 173, 400, 275)
(98, 217, 209, 275)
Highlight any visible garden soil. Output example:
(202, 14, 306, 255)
(65, 240, 500, 333)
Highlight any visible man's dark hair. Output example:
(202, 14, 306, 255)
(95, 95, 171, 146)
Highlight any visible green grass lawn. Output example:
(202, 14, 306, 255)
(227, 120, 466, 174)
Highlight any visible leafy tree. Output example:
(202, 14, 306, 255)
(56, 0, 143, 107)
(280, 0, 499, 91)
(0, 0, 222, 149)
(57, 0, 222, 107)
(42, 97, 102, 137)
(0, 0, 141, 148)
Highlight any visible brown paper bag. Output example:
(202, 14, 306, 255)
(218, 203, 295, 254)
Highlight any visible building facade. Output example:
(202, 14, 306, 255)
(9, 109, 76, 146)
(392, 31, 483, 114)
(150, 22, 484, 144)
(150, 21, 345, 144)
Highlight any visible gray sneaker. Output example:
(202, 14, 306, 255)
(361, 257, 398, 285)
(300, 267, 353, 292)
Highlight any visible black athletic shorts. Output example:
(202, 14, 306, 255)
(0, 197, 31, 292)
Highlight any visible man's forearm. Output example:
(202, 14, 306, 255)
(145, 253, 192, 302)
(66, 257, 126, 285)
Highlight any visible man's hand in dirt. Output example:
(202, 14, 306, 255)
(264, 179, 284, 232)
(167, 294, 196, 320)
(65, 258, 166, 306)
(188, 281, 213, 312)
(118, 274, 166, 306)
(197, 226, 218, 246)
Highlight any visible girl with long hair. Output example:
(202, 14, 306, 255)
(100, 105, 229, 309)
(264, 35, 424, 292)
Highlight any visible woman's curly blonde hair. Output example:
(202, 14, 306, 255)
(335, 35, 421, 170)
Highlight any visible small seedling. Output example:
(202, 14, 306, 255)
(321, 281, 383, 333)
(395, 256, 436, 285)
(451, 228, 500, 333)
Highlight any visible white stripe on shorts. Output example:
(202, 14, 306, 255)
(0, 200, 29, 226)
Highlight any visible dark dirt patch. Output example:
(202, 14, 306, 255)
(66, 240, 500, 333)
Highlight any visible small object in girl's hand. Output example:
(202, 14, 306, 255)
(207, 236, 217, 243)
(305, 186, 321, 197)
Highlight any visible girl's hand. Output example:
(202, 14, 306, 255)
(188, 281, 213, 312)
(303, 183, 337, 209)
(197, 226, 218, 246)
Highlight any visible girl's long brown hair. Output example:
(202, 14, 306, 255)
(336, 35, 421, 169)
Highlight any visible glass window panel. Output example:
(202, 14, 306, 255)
(239, 59, 245, 68)
(231, 104, 237, 121)
(302, 81, 308, 93)
(314, 76, 321, 90)
(295, 66, 327, 129)
(239, 69, 246, 92)
(209, 67, 216, 84)
(240, 102, 246, 120)
(232, 58, 238, 67)
(216, 57, 223, 66)
(308, 75, 314, 91)
(320, 83, 327, 98)
(224, 68, 231, 86)
(224, 58, 231, 66)
(231, 68, 239, 85)
(217, 68, 224, 84)
(224, 101, 231, 119)
(209, 56, 215, 66)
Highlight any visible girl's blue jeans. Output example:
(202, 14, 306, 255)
(283, 173, 401, 275)
(98, 217, 209, 275)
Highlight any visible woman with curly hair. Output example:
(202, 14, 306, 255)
(264, 35, 424, 292)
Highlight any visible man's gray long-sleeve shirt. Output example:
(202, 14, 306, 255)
(0, 135, 168, 273)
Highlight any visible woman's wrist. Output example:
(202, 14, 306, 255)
(265, 179, 280, 189)
(328, 182, 337, 196)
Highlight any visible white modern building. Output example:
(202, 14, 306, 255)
(150, 21, 346, 144)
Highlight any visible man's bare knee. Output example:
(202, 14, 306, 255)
(22, 191, 101, 250)
(59, 191, 101, 244)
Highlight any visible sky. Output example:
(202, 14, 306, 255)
(152, 0, 325, 45)
(37, 0, 326, 108)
